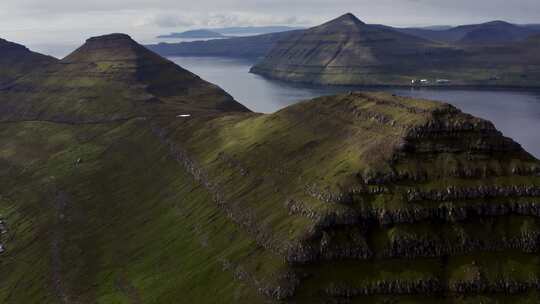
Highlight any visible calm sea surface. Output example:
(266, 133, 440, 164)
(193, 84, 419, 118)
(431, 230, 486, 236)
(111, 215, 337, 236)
(170, 56, 540, 158)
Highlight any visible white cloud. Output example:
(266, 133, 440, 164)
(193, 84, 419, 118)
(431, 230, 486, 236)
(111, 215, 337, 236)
(136, 11, 314, 29)
(0, 0, 538, 50)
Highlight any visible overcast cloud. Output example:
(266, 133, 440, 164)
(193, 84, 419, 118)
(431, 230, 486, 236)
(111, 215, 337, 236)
(0, 0, 538, 53)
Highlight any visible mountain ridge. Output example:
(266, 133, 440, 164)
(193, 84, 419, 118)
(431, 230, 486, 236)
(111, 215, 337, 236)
(147, 30, 300, 58)
(157, 29, 226, 39)
(0, 38, 57, 86)
(0, 33, 248, 123)
(148, 18, 540, 60)
(391, 20, 539, 44)
(249, 13, 540, 86)
(249, 13, 456, 86)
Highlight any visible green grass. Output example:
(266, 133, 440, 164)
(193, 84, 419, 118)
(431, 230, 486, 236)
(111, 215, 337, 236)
(1, 85, 540, 303)
(0, 120, 282, 303)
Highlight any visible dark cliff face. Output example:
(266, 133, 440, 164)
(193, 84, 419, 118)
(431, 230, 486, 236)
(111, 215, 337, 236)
(0, 33, 249, 123)
(0, 38, 57, 86)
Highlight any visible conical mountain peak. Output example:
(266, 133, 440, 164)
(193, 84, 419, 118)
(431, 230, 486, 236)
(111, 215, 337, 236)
(323, 12, 366, 28)
(0, 33, 248, 122)
(86, 33, 134, 43)
(483, 20, 514, 27)
(336, 12, 365, 24)
(251, 12, 437, 85)
(64, 33, 149, 63)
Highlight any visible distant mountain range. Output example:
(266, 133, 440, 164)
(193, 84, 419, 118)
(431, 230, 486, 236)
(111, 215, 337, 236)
(157, 26, 302, 39)
(387, 20, 540, 44)
(148, 30, 302, 58)
(158, 29, 226, 39)
(250, 14, 540, 86)
(148, 13, 540, 87)
(251, 13, 453, 85)
(214, 26, 303, 35)
(148, 18, 540, 58)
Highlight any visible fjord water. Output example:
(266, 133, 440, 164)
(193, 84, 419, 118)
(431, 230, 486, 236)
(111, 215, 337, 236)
(170, 56, 540, 158)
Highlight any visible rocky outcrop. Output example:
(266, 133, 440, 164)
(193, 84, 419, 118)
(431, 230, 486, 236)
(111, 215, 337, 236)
(382, 231, 540, 258)
(325, 279, 443, 297)
(220, 258, 300, 300)
(323, 277, 540, 299)
(406, 185, 540, 203)
(0, 217, 7, 254)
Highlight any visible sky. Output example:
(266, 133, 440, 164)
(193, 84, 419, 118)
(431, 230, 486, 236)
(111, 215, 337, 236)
(0, 0, 539, 56)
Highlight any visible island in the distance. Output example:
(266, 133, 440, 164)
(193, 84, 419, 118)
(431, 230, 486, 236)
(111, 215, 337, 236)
(157, 29, 227, 39)
(157, 26, 302, 39)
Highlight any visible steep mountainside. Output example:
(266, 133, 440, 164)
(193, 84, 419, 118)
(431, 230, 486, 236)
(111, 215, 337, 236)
(147, 30, 298, 58)
(391, 21, 539, 44)
(1, 33, 540, 303)
(251, 14, 540, 87)
(0, 38, 57, 85)
(250, 13, 462, 85)
(0, 33, 248, 123)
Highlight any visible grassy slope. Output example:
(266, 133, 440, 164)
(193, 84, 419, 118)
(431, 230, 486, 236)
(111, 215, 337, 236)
(0, 119, 278, 303)
(1, 91, 540, 303)
(0, 34, 266, 304)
